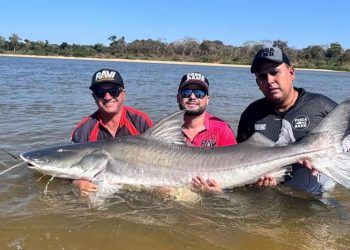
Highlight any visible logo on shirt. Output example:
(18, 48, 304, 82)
(292, 115, 310, 130)
(200, 140, 217, 147)
(254, 123, 266, 131)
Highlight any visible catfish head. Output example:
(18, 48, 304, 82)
(20, 143, 112, 181)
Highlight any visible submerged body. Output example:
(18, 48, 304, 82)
(21, 99, 350, 193)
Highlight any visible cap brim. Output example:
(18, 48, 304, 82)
(89, 82, 124, 90)
(180, 80, 209, 90)
(251, 59, 283, 73)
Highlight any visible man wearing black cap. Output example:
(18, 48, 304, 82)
(177, 72, 237, 191)
(177, 72, 237, 147)
(71, 68, 153, 195)
(237, 46, 337, 195)
(196, 47, 338, 194)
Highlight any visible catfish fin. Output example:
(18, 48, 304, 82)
(141, 110, 187, 145)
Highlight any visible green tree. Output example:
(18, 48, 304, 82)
(94, 43, 105, 54)
(9, 33, 21, 52)
(181, 37, 199, 56)
(302, 45, 325, 60)
(23, 39, 32, 51)
(0, 36, 6, 50)
(108, 35, 117, 44)
(110, 36, 127, 55)
(343, 49, 350, 62)
(59, 42, 69, 50)
(199, 40, 223, 56)
(326, 42, 343, 61)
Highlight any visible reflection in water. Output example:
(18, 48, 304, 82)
(1, 57, 350, 249)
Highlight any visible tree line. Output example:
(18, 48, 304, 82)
(1, 33, 350, 71)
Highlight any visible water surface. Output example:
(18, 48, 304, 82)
(1, 56, 350, 249)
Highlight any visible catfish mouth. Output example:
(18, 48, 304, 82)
(20, 153, 42, 170)
(20, 153, 59, 177)
(20, 148, 112, 180)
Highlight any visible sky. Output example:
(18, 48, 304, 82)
(0, 0, 349, 49)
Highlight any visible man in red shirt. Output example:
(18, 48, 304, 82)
(71, 68, 153, 143)
(177, 72, 237, 147)
(177, 72, 237, 190)
(71, 68, 153, 195)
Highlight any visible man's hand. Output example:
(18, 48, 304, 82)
(73, 179, 98, 196)
(255, 174, 277, 187)
(297, 158, 319, 176)
(191, 176, 223, 192)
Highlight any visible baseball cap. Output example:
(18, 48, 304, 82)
(178, 72, 209, 91)
(250, 46, 291, 73)
(89, 68, 124, 90)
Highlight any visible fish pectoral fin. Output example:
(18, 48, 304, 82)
(74, 149, 111, 179)
(140, 110, 187, 146)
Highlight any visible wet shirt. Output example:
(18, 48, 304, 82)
(237, 88, 337, 195)
(71, 106, 153, 143)
(184, 112, 237, 147)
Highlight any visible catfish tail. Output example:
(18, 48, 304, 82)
(307, 98, 350, 189)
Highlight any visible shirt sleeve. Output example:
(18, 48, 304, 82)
(70, 127, 90, 143)
(71, 130, 78, 143)
(70, 117, 92, 143)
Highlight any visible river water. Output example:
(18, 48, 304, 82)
(1, 56, 350, 249)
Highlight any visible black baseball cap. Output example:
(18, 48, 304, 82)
(250, 46, 291, 73)
(178, 72, 209, 91)
(90, 68, 124, 90)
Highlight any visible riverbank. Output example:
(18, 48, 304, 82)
(0, 53, 342, 72)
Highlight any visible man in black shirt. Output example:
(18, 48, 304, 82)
(195, 46, 337, 195)
(237, 46, 337, 195)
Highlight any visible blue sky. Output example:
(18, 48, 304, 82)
(0, 0, 349, 49)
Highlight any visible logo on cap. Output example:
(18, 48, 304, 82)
(260, 47, 275, 57)
(179, 72, 209, 90)
(95, 70, 116, 82)
(185, 72, 205, 82)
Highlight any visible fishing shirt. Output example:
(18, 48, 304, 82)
(71, 106, 153, 143)
(184, 112, 237, 147)
(237, 88, 337, 195)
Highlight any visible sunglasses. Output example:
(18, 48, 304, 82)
(93, 87, 123, 99)
(179, 89, 208, 99)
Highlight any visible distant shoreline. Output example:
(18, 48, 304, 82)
(0, 53, 342, 72)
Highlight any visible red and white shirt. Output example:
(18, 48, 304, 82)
(71, 106, 153, 143)
(183, 112, 237, 147)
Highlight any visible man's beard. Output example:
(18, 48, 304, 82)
(178, 103, 206, 116)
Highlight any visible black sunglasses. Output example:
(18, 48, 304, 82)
(179, 89, 208, 99)
(93, 87, 123, 99)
